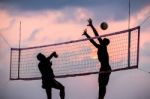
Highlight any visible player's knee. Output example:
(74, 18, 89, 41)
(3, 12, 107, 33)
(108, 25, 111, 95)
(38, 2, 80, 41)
(61, 85, 65, 91)
(58, 84, 64, 90)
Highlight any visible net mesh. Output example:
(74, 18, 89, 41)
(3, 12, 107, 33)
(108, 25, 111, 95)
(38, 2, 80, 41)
(10, 26, 140, 80)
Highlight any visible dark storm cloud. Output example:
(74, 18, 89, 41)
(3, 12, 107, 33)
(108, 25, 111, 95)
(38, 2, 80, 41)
(0, 0, 105, 10)
(0, 0, 150, 22)
(0, 0, 150, 12)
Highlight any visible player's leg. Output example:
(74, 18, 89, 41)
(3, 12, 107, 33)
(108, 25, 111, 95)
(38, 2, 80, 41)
(98, 73, 111, 99)
(99, 85, 106, 99)
(52, 79, 65, 99)
(46, 88, 52, 99)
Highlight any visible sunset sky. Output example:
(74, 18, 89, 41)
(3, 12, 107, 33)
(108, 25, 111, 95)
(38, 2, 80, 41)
(0, 0, 150, 99)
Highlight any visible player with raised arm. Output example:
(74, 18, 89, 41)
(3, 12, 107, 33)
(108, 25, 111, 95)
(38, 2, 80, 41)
(82, 18, 111, 99)
(37, 52, 65, 99)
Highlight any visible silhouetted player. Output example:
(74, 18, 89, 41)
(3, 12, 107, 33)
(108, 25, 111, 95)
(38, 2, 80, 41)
(82, 18, 111, 99)
(37, 52, 65, 99)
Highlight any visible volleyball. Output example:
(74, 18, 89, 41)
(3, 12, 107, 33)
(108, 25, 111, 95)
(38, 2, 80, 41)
(100, 22, 108, 30)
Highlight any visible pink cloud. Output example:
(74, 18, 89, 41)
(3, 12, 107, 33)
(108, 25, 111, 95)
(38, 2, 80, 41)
(0, 6, 149, 48)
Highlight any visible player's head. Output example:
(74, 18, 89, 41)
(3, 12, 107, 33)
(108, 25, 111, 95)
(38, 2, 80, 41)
(37, 53, 46, 61)
(103, 38, 110, 45)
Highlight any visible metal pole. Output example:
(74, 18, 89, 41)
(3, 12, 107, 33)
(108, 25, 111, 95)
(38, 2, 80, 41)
(128, 0, 131, 68)
(18, 21, 22, 79)
(19, 21, 21, 49)
(137, 26, 140, 68)
(128, 29, 131, 68)
(128, 0, 131, 29)
(10, 49, 12, 80)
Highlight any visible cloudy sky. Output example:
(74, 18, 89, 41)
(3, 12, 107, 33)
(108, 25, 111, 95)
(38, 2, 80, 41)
(0, 0, 150, 99)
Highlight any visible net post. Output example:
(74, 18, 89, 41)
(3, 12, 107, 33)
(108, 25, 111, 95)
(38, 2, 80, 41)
(128, 29, 131, 68)
(10, 48, 12, 80)
(137, 26, 140, 68)
(18, 49, 21, 79)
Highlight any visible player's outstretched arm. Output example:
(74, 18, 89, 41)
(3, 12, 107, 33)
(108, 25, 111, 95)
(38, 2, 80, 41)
(82, 29, 99, 48)
(47, 51, 58, 60)
(87, 18, 102, 44)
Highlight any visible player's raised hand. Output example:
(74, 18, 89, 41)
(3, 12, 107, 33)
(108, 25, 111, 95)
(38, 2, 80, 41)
(82, 29, 87, 36)
(87, 18, 93, 26)
(53, 51, 58, 58)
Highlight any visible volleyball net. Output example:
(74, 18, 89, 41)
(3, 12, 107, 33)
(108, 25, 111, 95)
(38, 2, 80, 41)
(10, 26, 140, 80)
